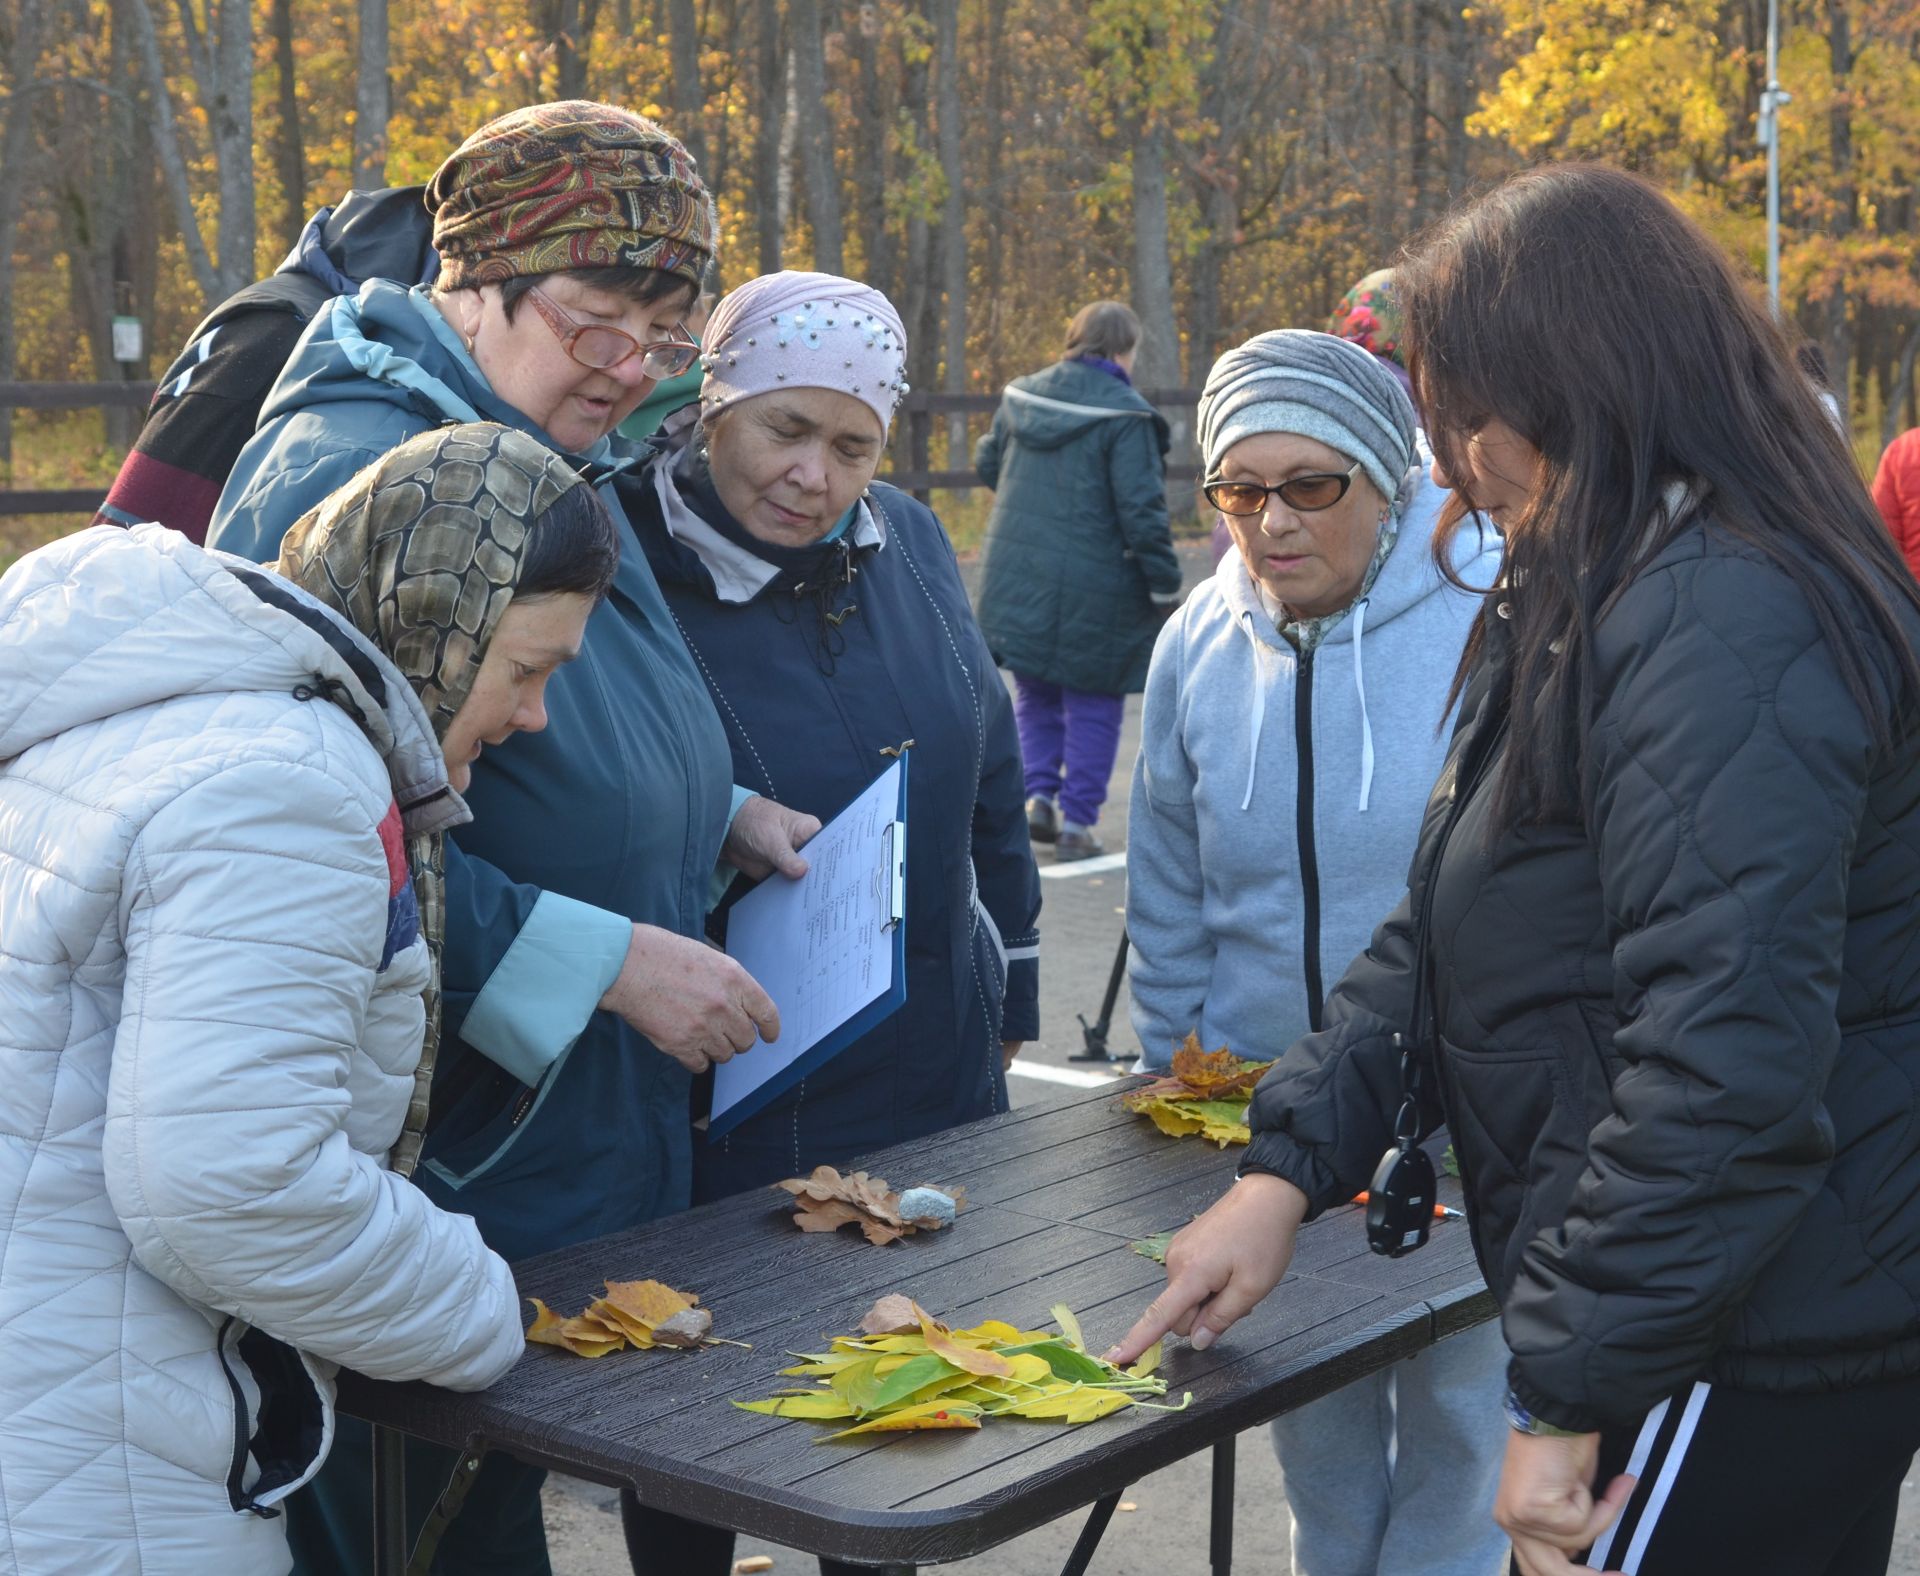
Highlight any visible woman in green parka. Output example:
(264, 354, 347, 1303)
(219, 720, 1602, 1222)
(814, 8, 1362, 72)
(206, 101, 817, 1575)
(974, 300, 1184, 861)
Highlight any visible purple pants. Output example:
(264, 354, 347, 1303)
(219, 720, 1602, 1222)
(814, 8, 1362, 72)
(1014, 673, 1125, 830)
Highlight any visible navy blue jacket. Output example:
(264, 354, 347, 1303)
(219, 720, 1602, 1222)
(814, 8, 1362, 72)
(626, 440, 1041, 1201)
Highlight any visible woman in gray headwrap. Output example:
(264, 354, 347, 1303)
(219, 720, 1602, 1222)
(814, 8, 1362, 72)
(1123, 330, 1511, 1576)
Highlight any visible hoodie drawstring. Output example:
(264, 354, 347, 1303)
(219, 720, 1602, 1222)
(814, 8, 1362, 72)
(1352, 596, 1374, 812)
(1239, 610, 1267, 812)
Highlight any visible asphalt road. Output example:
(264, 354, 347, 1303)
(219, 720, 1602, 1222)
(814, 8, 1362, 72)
(537, 541, 1920, 1573)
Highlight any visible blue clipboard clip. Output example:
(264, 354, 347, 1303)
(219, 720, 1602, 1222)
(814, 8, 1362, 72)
(880, 819, 907, 933)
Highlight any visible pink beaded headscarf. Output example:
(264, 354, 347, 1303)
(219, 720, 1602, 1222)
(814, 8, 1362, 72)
(698, 271, 910, 438)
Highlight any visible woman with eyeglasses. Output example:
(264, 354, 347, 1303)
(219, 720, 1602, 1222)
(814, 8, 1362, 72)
(1125, 329, 1510, 1576)
(207, 102, 817, 1575)
(1118, 167, 1920, 1576)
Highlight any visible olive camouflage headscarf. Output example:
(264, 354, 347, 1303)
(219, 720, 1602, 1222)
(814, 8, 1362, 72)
(273, 422, 589, 1176)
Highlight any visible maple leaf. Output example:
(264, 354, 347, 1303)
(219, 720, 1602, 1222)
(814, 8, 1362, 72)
(1169, 1034, 1272, 1097)
(1122, 1036, 1271, 1147)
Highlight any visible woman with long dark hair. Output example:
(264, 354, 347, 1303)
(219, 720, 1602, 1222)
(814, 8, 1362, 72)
(1111, 163, 1920, 1576)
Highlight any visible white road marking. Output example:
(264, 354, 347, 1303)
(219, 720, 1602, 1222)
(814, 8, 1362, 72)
(1039, 851, 1130, 880)
(1006, 1060, 1129, 1088)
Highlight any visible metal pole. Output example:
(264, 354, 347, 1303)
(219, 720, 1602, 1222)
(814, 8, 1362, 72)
(1759, 0, 1791, 320)
(371, 1423, 408, 1576)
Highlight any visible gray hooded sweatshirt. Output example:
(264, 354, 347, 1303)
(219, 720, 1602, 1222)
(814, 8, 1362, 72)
(1127, 472, 1502, 1068)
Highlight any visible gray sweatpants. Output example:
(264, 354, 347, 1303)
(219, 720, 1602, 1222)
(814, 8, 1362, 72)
(1271, 1318, 1510, 1576)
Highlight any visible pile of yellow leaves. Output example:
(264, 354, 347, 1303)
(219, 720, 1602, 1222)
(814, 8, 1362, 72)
(1121, 1035, 1274, 1148)
(525, 1279, 738, 1358)
(736, 1294, 1188, 1441)
(775, 1165, 966, 1246)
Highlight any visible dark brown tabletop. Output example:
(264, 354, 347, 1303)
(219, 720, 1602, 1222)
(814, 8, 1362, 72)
(338, 1080, 1493, 1569)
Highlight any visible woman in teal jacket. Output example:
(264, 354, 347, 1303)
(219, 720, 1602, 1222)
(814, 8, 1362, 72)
(208, 101, 815, 1576)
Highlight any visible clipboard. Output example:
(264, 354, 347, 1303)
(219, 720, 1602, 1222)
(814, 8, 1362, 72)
(709, 755, 908, 1139)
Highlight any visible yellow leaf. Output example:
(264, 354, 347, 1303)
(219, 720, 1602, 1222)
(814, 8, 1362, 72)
(524, 1299, 626, 1359)
(735, 1394, 859, 1419)
(1127, 1341, 1164, 1379)
(1051, 1304, 1086, 1352)
(821, 1400, 984, 1439)
(919, 1312, 1016, 1377)
(1001, 1387, 1135, 1423)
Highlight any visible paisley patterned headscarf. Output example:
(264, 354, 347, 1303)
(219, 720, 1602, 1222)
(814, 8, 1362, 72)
(273, 422, 589, 1175)
(428, 100, 717, 291)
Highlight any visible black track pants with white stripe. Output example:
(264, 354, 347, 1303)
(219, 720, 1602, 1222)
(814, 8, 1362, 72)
(1519, 1374, 1920, 1575)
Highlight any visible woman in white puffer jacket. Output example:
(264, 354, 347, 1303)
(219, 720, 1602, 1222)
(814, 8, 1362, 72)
(0, 423, 609, 1575)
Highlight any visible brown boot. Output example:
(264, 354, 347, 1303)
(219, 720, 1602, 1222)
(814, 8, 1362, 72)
(1026, 796, 1060, 844)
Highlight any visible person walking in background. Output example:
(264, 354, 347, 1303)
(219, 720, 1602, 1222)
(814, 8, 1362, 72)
(1128, 329, 1510, 1576)
(1873, 424, 1920, 579)
(1113, 163, 1920, 1576)
(975, 300, 1183, 861)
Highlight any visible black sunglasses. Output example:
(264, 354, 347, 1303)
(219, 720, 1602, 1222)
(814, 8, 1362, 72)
(1204, 460, 1362, 516)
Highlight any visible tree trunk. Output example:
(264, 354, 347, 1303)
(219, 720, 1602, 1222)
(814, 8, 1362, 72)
(124, 0, 222, 305)
(787, 0, 841, 271)
(666, 0, 705, 168)
(1130, 125, 1180, 389)
(351, 0, 389, 188)
(1884, 324, 1918, 450)
(934, 0, 966, 463)
(271, 0, 305, 250)
(208, 0, 255, 290)
(1439, 0, 1471, 201)
(555, 0, 587, 99)
(1824, 0, 1856, 435)
(1409, 0, 1431, 220)
(753, 0, 785, 273)
(899, 4, 937, 478)
(849, 3, 892, 296)
(0, 0, 48, 468)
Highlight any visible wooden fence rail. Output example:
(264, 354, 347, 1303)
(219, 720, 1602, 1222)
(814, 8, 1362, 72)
(1, 383, 1204, 517)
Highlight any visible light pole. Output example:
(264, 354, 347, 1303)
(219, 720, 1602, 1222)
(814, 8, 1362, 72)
(1757, 0, 1792, 319)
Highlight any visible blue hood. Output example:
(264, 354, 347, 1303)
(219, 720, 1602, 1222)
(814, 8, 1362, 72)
(258, 279, 621, 469)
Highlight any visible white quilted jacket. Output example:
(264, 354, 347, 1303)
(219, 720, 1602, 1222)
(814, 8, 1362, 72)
(0, 526, 524, 1575)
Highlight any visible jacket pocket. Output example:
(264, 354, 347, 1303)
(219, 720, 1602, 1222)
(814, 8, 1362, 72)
(215, 1318, 332, 1516)
(1436, 1041, 1584, 1295)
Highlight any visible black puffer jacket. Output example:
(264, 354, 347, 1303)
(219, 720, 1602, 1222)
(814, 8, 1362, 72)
(1242, 519, 1920, 1433)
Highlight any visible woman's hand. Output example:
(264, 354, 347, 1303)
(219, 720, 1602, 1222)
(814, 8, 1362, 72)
(598, 923, 780, 1074)
(1002, 1040, 1024, 1070)
(723, 795, 822, 880)
(1104, 1172, 1310, 1364)
(1499, 1430, 1635, 1576)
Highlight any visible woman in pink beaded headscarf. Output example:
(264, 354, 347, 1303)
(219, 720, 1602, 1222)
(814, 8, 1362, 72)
(621, 273, 1042, 1576)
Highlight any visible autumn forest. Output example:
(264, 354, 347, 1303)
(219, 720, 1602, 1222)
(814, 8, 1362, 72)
(1, 0, 1917, 490)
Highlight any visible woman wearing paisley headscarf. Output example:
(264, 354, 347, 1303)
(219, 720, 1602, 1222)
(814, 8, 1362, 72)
(0, 422, 601, 1575)
(618, 272, 1040, 1575)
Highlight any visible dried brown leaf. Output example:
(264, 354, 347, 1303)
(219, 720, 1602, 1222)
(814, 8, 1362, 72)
(858, 1293, 942, 1335)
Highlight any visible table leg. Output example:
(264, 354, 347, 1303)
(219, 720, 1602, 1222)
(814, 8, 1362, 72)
(1058, 1491, 1122, 1576)
(371, 1423, 407, 1576)
(1209, 1436, 1236, 1576)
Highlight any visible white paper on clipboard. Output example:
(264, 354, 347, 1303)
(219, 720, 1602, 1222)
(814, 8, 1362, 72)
(712, 758, 906, 1126)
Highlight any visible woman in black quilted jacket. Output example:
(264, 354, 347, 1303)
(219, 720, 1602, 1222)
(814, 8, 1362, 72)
(1112, 163, 1920, 1576)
